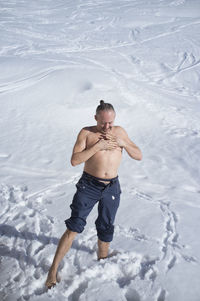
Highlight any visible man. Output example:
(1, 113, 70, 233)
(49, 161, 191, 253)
(45, 100, 142, 289)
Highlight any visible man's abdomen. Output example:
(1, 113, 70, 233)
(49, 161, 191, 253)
(84, 149, 122, 179)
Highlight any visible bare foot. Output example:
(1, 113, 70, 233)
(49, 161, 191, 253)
(45, 268, 60, 289)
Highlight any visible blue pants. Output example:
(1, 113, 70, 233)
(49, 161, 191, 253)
(65, 171, 121, 242)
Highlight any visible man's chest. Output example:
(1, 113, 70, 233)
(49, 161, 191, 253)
(86, 131, 122, 155)
(86, 133, 100, 149)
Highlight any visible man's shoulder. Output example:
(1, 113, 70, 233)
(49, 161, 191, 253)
(78, 126, 96, 136)
(114, 126, 127, 135)
(114, 125, 124, 130)
(81, 126, 96, 132)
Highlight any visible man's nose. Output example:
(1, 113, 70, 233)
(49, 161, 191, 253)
(104, 123, 110, 129)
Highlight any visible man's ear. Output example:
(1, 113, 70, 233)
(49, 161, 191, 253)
(94, 115, 97, 121)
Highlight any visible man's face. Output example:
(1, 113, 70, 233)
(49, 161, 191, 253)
(95, 110, 116, 132)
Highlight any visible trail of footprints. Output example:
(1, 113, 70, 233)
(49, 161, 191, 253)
(0, 184, 56, 300)
(159, 198, 197, 269)
(0, 183, 198, 301)
(128, 187, 198, 300)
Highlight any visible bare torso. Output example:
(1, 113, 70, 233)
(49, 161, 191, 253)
(83, 126, 123, 179)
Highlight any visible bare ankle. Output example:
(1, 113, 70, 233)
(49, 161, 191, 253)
(97, 239, 110, 260)
(49, 265, 57, 275)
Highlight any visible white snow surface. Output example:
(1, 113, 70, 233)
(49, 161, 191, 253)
(0, 0, 200, 300)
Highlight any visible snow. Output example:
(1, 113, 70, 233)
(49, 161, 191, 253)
(0, 0, 200, 300)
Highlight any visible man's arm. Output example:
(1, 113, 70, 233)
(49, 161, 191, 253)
(102, 127, 142, 161)
(71, 128, 97, 166)
(117, 127, 142, 160)
(71, 128, 118, 166)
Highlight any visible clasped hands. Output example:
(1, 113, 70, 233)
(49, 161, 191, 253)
(97, 131, 124, 151)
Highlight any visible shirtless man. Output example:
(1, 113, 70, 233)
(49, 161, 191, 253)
(45, 100, 142, 289)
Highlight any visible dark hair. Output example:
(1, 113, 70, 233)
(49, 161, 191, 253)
(96, 100, 115, 115)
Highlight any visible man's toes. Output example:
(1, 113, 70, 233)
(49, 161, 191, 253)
(46, 282, 56, 289)
(45, 279, 56, 289)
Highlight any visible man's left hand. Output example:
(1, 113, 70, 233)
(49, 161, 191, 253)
(100, 131, 125, 148)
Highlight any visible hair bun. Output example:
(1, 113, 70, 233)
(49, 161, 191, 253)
(96, 100, 115, 115)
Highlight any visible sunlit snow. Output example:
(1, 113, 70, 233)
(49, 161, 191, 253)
(1, 0, 200, 300)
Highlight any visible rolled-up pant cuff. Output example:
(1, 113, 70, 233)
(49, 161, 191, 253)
(96, 227, 114, 242)
(97, 234, 113, 242)
(65, 218, 85, 233)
